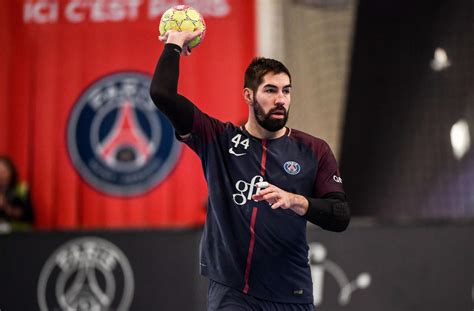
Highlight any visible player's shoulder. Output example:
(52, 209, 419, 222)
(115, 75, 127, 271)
(289, 128, 330, 149)
(195, 109, 238, 133)
(288, 128, 334, 161)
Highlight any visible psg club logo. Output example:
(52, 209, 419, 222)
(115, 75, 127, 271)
(283, 161, 301, 175)
(67, 72, 181, 196)
(37, 237, 134, 311)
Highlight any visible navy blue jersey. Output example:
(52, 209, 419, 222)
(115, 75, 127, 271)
(178, 107, 344, 304)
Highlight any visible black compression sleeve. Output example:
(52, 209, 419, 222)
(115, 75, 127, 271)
(149, 43, 195, 135)
(304, 192, 350, 232)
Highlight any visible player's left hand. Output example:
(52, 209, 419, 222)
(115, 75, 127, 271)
(252, 183, 308, 216)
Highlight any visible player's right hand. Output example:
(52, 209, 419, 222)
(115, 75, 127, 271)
(158, 30, 202, 56)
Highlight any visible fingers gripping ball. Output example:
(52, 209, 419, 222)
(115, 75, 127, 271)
(159, 5, 206, 49)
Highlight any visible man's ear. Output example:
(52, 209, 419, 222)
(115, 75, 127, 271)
(243, 88, 253, 105)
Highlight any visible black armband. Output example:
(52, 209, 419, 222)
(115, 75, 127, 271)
(165, 43, 183, 54)
(304, 192, 350, 232)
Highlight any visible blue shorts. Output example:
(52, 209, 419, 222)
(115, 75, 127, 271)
(207, 280, 314, 311)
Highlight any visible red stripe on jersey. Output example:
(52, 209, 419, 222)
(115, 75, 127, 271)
(243, 206, 258, 294)
(260, 140, 267, 176)
(243, 140, 268, 294)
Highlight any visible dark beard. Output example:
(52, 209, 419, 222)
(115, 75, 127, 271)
(252, 98, 289, 132)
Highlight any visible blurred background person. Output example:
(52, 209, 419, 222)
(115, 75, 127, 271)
(0, 155, 34, 232)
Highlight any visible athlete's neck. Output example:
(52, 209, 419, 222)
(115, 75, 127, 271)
(244, 120, 287, 140)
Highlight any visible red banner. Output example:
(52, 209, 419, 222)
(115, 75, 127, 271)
(0, 0, 255, 229)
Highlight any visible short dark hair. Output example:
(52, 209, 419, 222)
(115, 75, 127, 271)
(244, 57, 291, 92)
(0, 155, 18, 191)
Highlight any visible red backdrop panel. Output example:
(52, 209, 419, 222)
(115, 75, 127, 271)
(0, 0, 255, 229)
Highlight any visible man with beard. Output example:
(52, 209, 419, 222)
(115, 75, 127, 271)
(150, 30, 350, 311)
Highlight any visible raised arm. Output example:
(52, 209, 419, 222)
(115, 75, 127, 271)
(149, 30, 202, 136)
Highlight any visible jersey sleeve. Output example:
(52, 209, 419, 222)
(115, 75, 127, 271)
(176, 105, 226, 157)
(314, 142, 345, 197)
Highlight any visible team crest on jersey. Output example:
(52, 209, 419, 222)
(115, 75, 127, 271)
(283, 161, 301, 175)
(67, 72, 181, 196)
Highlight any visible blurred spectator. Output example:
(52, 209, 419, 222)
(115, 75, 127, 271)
(0, 156, 34, 232)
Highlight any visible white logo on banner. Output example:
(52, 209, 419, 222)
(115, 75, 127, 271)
(37, 237, 134, 311)
(309, 242, 371, 307)
(23, 0, 231, 24)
